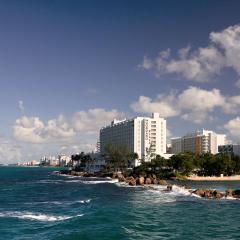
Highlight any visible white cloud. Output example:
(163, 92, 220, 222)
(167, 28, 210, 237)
(224, 117, 240, 141)
(130, 92, 179, 118)
(140, 24, 240, 84)
(13, 115, 76, 144)
(223, 95, 240, 114)
(0, 140, 22, 164)
(13, 108, 123, 144)
(131, 86, 239, 124)
(72, 108, 123, 134)
(210, 25, 240, 74)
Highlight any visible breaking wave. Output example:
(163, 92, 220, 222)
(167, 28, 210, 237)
(0, 211, 84, 222)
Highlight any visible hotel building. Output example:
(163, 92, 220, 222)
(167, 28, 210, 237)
(218, 144, 240, 156)
(171, 129, 226, 155)
(100, 113, 167, 166)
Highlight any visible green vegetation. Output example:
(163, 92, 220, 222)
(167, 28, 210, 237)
(71, 145, 240, 179)
(71, 152, 93, 171)
(134, 152, 240, 179)
(103, 143, 138, 172)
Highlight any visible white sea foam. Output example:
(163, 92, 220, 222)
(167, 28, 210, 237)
(25, 199, 92, 206)
(0, 211, 84, 222)
(80, 179, 119, 184)
(169, 185, 191, 196)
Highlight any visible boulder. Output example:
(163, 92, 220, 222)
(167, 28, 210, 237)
(152, 179, 158, 185)
(116, 173, 125, 182)
(125, 176, 135, 184)
(213, 190, 222, 199)
(167, 185, 172, 191)
(232, 189, 240, 198)
(145, 178, 152, 185)
(204, 190, 213, 198)
(158, 180, 168, 185)
(129, 178, 136, 186)
(225, 188, 233, 197)
(137, 176, 145, 185)
(193, 189, 206, 197)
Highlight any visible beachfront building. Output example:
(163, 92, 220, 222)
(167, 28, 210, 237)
(171, 129, 226, 155)
(100, 113, 167, 166)
(218, 144, 240, 156)
(58, 154, 71, 167)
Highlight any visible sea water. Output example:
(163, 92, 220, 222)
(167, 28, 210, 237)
(0, 167, 240, 240)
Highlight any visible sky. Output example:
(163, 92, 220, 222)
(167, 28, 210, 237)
(0, 0, 240, 163)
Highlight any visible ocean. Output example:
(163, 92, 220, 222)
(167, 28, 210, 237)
(0, 167, 240, 240)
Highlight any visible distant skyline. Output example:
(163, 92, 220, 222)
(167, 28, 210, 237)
(0, 0, 240, 163)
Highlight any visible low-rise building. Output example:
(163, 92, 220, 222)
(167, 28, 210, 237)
(171, 129, 226, 155)
(218, 144, 240, 156)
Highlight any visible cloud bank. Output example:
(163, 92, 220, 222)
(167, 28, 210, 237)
(140, 24, 240, 83)
(131, 86, 240, 124)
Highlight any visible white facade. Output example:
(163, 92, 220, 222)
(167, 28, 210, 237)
(171, 129, 226, 155)
(100, 113, 167, 166)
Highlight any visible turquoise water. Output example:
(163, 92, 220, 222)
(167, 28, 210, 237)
(0, 167, 240, 240)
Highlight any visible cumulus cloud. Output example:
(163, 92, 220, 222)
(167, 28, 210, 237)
(139, 24, 240, 84)
(13, 108, 123, 144)
(224, 117, 240, 141)
(0, 140, 22, 164)
(72, 108, 123, 134)
(130, 92, 179, 118)
(131, 86, 240, 123)
(13, 115, 76, 144)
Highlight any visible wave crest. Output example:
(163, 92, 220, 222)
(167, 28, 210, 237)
(0, 211, 84, 222)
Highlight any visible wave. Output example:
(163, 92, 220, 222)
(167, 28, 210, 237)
(25, 199, 92, 206)
(80, 179, 119, 184)
(0, 211, 84, 222)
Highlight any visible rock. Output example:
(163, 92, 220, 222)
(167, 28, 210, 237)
(117, 173, 125, 182)
(145, 178, 152, 185)
(152, 179, 158, 185)
(158, 180, 168, 185)
(213, 190, 222, 199)
(125, 176, 135, 184)
(193, 189, 206, 197)
(225, 188, 233, 197)
(137, 176, 145, 185)
(167, 185, 172, 191)
(233, 189, 240, 198)
(129, 178, 136, 186)
(204, 190, 213, 198)
(112, 172, 118, 179)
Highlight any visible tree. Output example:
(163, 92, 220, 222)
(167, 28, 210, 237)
(104, 144, 136, 171)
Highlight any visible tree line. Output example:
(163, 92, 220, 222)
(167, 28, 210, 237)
(70, 144, 240, 178)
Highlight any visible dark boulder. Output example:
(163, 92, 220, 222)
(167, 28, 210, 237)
(145, 178, 152, 185)
(225, 188, 233, 197)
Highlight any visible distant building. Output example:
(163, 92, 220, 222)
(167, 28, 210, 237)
(40, 156, 59, 166)
(218, 144, 240, 156)
(171, 129, 226, 155)
(100, 113, 167, 166)
(58, 154, 71, 167)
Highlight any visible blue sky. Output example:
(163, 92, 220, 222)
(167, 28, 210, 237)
(0, 0, 240, 163)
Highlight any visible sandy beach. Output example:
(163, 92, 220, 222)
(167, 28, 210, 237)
(187, 175, 240, 181)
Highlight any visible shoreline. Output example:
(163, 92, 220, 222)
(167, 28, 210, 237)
(187, 175, 240, 181)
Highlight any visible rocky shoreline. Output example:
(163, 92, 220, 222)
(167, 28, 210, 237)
(59, 170, 240, 200)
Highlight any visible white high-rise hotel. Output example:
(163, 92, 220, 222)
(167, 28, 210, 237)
(100, 113, 166, 166)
